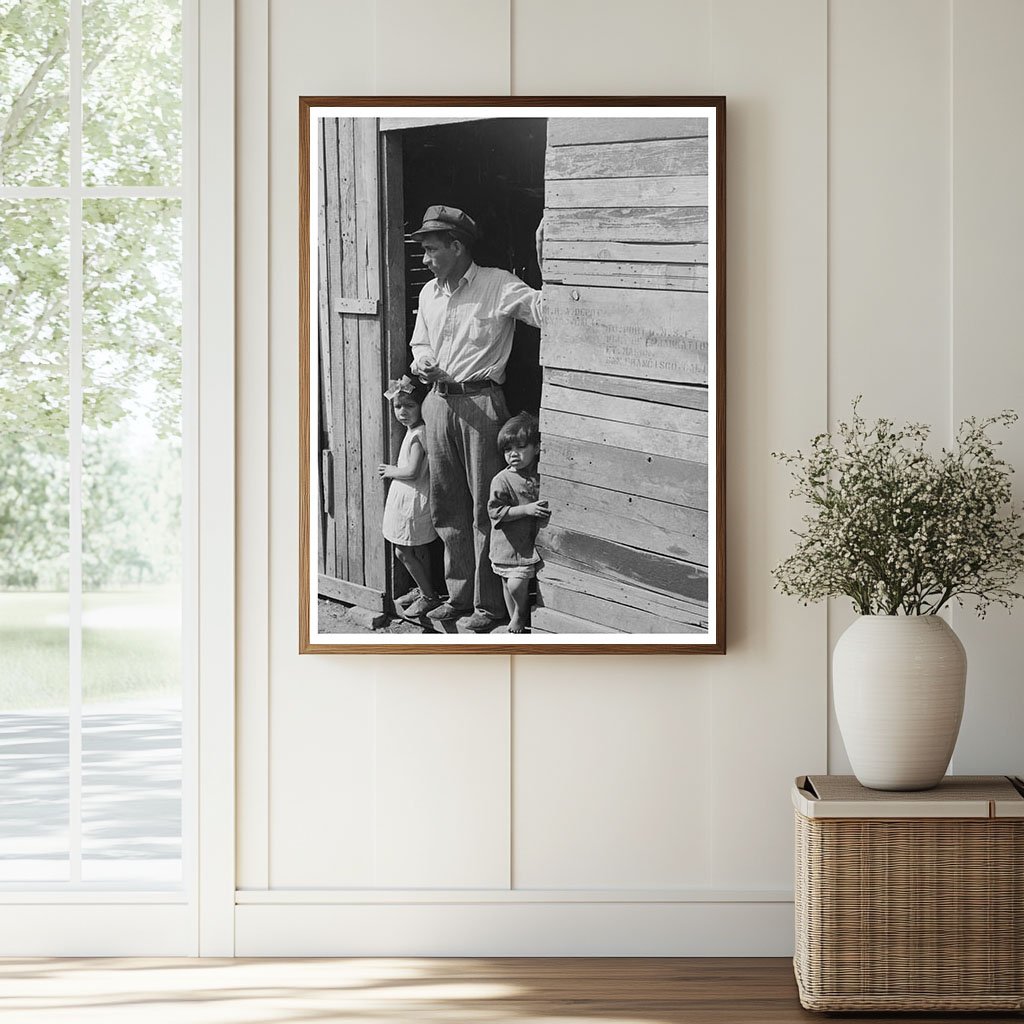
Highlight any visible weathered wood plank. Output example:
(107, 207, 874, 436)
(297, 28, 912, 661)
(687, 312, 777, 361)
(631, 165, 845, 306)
(543, 384, 707, 436)
(317, 125, 335, 579)
(337, 116, 358, 293)
(540, 284, 708, 385)
(547, 117, 708, 147)
(338, 118, 364, 584)
(322, 118, 348, 581)
(541, 409, 707, 462)
(318, 573, 385, 613)
(536, 524, 708, 605)
(343, 316, 363, 587)
(379, 116, 490, 132)
(540, 583, 703, 635)
(334, 297, 379, 315)
(539, 434, 708, 510)
(538, 560, 708, 626)
(543, 273, 705, 294)
(547, 175, 707, 210)
(545, 240, 709, 264)
(359, 317, 386, 592)
(530, 606, 622, 634)
(317, 127, 334, 441)
(355, 117, 381, 301)
(545, 137, 708, 180)
(381, 131, 412, 601)
(317, 449, 328, 575)
(543, 477, 708, 566)
(354, 119, 386, 593)
(546, 207, 708, 245)
(544, 259, 708, 293)
(543, 368, 709, 411)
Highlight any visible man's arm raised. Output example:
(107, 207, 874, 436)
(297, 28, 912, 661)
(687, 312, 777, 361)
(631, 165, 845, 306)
(497, 219, 546, 328)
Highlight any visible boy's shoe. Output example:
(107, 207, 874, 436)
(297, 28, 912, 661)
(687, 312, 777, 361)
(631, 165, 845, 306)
(426, 602, 470, 622)
(404, 594, 442, 617)
(464, 611, 509, 633)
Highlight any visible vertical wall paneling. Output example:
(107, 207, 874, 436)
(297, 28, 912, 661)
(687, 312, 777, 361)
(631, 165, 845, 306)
(949, 0, 1024, 777)
(374, 660, 511, 888)
(236, 0, 270, 892)
(512, 0, 712, 95)
(828, 0, 951, 423)
(708, 0, 828, 888)
(270, 669, 379, 887)
(266, 0, 377, 889)
(374, 0, 511, 95)
(827, 0, 951, 773)
(513, 658, 713, 888)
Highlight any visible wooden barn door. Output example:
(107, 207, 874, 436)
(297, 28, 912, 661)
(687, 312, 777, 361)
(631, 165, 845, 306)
(317, 117, 388, 614)
(535, 117, 711, 634)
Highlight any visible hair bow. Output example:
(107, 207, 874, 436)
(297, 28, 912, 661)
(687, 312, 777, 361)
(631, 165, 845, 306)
(383, 375, 416, 400)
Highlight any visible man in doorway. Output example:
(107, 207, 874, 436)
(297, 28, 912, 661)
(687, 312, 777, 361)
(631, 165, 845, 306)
(409, 204, 544, 632)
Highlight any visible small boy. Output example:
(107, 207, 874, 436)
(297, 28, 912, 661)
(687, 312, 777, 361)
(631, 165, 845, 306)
(487, 412, 550, 633)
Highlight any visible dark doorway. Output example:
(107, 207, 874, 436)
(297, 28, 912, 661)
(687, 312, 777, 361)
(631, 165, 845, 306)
(397, 117, 547, 415)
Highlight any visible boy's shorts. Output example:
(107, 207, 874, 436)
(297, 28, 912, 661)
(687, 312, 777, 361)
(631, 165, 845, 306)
(491, 561, 540, 581)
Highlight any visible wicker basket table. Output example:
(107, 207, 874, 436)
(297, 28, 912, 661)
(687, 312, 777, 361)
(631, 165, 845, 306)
(793, 774, 1024, 1012)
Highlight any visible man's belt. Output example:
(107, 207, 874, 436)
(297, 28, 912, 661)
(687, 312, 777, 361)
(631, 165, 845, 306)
(433, 379, 498, 396)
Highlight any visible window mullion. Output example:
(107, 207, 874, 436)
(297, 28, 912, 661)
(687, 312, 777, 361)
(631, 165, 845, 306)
(68, 0, 84, 886)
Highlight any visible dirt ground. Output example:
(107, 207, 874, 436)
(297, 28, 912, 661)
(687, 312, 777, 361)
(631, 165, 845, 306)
(317, 596, 428, 636)
(317, 592, 517, 636)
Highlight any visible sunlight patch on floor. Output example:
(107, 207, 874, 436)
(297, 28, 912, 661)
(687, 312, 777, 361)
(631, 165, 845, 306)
(0, 958, 680, 1024)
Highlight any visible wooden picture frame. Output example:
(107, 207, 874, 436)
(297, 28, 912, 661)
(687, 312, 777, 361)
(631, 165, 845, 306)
(300, 97, 725, 653)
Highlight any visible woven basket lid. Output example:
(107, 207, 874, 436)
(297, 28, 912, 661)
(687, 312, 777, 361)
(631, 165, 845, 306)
(793, 774, 1024, 819)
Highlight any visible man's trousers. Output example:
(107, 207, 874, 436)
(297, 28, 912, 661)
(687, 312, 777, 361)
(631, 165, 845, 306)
(422, 386, 510, 618)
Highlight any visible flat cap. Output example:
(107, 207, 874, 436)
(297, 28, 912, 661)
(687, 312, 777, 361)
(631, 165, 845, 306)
(410, 205, 479, 243)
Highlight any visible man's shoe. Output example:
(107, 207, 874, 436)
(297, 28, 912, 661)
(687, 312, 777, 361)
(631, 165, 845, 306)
(404, 594, 443, 617)
(464, 611, 508, 633)
(426, 602, 469, 622)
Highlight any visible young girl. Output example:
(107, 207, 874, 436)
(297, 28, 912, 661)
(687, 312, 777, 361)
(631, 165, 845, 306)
(487, 412, 550, 633)
(378, 376, 440, 617)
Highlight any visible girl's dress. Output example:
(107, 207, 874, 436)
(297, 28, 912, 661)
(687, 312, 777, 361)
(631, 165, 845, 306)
(381, 423, 438, 546)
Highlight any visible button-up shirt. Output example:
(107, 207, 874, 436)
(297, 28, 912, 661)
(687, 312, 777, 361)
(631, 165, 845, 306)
(409, 263, 543, 384)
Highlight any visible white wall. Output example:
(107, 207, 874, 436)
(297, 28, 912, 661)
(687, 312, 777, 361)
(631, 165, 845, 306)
(233, 0, 1024, 955)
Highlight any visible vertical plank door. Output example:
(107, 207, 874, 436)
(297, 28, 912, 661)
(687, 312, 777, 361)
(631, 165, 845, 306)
(318, 117, 388, 613)
(535, 117, 712, 635)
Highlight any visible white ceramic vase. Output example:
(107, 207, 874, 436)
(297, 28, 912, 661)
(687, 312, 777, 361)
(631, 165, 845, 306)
(832, 615, 967, 791)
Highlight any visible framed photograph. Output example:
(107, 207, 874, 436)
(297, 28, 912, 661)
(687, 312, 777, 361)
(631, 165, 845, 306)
(300, 97, 725, 653)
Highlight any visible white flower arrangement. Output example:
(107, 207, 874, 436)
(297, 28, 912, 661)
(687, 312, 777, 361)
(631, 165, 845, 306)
(772, 400, 1024, 616)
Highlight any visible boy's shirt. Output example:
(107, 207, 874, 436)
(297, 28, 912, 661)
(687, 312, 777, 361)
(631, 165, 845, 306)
(487, 466, 542, 566)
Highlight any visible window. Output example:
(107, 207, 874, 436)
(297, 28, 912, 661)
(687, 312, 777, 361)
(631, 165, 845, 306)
(0, 0, 192, 890)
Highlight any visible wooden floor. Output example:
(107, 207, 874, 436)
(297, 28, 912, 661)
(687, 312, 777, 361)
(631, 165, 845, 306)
(0, 957, 1019, 1023)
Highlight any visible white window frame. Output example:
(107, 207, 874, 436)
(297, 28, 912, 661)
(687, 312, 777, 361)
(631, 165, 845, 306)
(0, 0, 235, 956)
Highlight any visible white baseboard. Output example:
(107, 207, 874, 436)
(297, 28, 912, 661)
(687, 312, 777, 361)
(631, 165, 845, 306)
(0, 904, 195, 956)
(235, 899, 795, 956)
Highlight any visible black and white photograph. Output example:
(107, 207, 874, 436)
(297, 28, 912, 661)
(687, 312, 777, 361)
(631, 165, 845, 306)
(300, 99, 725, 652)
